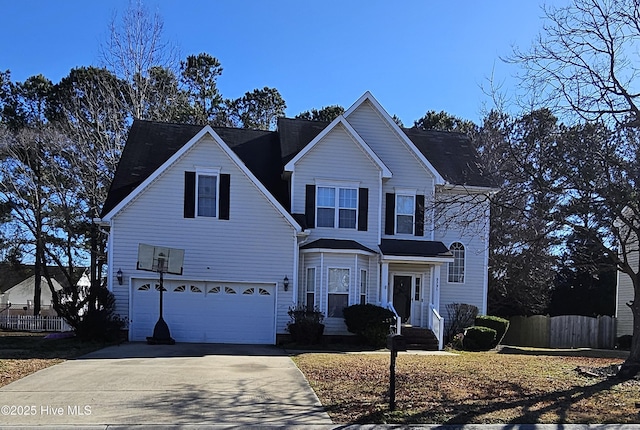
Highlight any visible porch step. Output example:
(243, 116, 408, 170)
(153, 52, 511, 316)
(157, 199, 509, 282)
(401, 326, 439, 351)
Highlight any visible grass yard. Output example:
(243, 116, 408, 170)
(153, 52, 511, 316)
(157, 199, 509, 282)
(292, 351, 640, 424)
(0, 331, 109, 388)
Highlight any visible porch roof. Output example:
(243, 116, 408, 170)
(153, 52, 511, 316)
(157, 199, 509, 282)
(300, 239, 377, 254)
(379, 239, 454, 263)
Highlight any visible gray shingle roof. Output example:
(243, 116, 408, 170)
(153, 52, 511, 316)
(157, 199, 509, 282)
(101, 117, 493, 217)
(300, 239, 377, 254)
(379, 239, 452, 258)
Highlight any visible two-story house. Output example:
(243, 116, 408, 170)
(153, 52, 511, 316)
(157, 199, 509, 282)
(98, 92, 493, 348)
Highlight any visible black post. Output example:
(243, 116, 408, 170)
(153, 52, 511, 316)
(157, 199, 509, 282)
(147, 265, 175, 345)
(389, 349, 397, 411)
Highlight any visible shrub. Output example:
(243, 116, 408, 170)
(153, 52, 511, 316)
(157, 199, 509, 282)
(617, 335, 632, 350)
(475, 315, 510, 347)
(74, 288, 126, 342)
(445, 303, 479, 343)
(343, 304, 395, 347)
(462, 326, 496, 351)
(286, 305, 325, 345)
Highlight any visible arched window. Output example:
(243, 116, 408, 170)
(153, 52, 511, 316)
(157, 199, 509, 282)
(448, 242, 465, 283)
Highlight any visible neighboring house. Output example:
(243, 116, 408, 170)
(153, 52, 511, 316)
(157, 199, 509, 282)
(98, 92, 494, 347)
(0, 266, 90, 316)
(0, 276, 63, 316)
(616, 232, 639, 338)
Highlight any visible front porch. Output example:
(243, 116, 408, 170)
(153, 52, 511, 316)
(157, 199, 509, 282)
(379, 239, 454, 350)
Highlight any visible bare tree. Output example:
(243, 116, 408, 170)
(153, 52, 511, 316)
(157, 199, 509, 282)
(510, 0, 640, 376)
(510, 0, 640, 127)
(100, 0, 179, 120)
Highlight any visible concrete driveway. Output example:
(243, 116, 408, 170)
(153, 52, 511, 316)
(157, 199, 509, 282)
(0, 342, 333, 427)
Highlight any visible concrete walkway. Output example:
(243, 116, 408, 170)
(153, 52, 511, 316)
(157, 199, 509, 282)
(0, 342, 333, 427)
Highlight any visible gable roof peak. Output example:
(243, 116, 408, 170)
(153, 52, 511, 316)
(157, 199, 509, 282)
(283, 114, 392, 178)
(344, 92, 446, 185)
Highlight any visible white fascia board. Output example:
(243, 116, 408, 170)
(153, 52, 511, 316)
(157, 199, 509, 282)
(438, 184, 499, 195)
(103, 126, 302, 233)
(381, 255, 454, 264)
(344, 91, 446, 185)
(284, 116, 392, 178)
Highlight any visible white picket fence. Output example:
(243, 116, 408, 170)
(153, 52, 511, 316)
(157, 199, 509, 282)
(0, 315, 72, 332)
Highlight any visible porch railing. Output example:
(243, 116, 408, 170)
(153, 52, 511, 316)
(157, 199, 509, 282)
(1, 315, 72, 332)
(429, 304, 444, 350)
(385, 302, 402, 335)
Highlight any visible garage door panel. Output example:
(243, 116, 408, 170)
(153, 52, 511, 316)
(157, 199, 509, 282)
(131, 280, 276, 344)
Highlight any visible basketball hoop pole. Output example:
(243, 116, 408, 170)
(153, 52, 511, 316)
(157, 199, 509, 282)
(147, 253, 175, 345)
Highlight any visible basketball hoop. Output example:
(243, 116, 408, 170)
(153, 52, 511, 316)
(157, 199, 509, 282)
(137, 244, 185, 345)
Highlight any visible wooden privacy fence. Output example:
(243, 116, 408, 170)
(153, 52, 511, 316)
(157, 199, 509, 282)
(0, 315, 72, 332)
(502, 315, 616, 349)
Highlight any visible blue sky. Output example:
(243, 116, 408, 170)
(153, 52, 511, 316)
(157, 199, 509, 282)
(1, 1, 554, 125)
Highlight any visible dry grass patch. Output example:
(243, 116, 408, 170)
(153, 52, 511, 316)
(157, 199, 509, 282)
(292, 351, 640, 424)
(0, 331, 111, 388)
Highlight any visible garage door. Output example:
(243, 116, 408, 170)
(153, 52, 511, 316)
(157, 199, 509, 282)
(130, 279, 276, 344)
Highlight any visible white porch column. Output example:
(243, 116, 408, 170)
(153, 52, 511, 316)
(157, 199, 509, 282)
(381, 261, 389, 306)
(432, 264, 441, 312)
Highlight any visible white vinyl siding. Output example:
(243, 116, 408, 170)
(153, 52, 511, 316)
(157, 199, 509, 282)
(435, 193, 490, 315)
(289, 124, 381, 248)
(617, 232, 639, 336)
(345, 100, 435, 241)
(109, 135, 297, 336)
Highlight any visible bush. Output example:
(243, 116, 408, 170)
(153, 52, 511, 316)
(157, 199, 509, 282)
(475, 315, 510, 347)
(617, 335, 632, 350)
(74, 288, 126, 342)
(462, 326, 497, 351)
(343, 304, 395, 347)
(286, 306, 325, 345)
(445, 303, 479, 343)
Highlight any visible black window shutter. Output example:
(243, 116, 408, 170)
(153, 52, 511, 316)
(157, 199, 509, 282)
(219, 174, 230, 220)
(385, 193, 395, 235)
(415, 194, 425, 236)
(305, 185, 316, 228)
(357, 188, 368, 231)
(184, 171, 195, 218)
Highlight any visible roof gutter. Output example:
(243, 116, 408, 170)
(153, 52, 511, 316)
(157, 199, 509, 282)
(438, 184, 499, 195)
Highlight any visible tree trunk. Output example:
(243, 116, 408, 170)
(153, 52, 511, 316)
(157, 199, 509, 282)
(620, 272, 640, 378)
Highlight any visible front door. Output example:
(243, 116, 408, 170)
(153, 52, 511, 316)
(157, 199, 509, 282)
(392, 275, 412, 323)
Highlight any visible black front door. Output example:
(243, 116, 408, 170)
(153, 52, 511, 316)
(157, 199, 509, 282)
(392, 275, 412, 323)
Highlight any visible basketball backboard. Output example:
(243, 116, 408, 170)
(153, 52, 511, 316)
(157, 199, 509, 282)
(137, 243, 184, 275)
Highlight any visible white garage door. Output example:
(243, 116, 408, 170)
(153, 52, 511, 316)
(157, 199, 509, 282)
(130, 279, 276, 344)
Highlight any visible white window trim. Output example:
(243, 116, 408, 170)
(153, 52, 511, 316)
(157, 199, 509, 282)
(315, 181, 360, 229)
(327, 266, 351, 318)
(448, 242, 466, 284)
(395, 192, 416, 235)
(196, 167, 221, 218)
